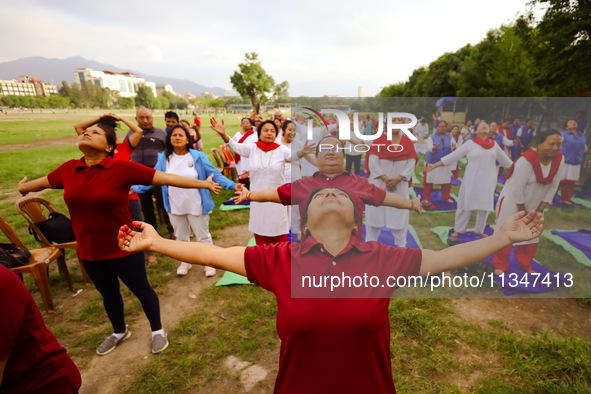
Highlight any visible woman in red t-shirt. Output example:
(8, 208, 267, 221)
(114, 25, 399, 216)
(17, 116, 222, 357)
(117, 188, 544, 393)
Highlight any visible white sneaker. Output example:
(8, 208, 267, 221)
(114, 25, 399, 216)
(204, 267, 217, 277)
(177, 262, 192, 276)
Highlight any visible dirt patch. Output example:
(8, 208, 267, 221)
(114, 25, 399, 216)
(452, 298, 591, 341)
(0, 135, 79, 153)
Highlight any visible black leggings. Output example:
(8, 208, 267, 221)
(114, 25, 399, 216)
(81, 253, 161, 333)
(345, 154, 362, 175)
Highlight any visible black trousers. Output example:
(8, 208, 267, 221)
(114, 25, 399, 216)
(345, 154, 362, 175)
(138, 186, 172, 233)
(81, 253, 162, 333)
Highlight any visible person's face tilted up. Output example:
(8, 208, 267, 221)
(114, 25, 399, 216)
(475, 122, 490, 138)
(78, 126, 115, 157)
(259, 123, 277, 143)
(302, 188, 357, 239)
(566, 119, 578, 132)
(135, 107, 154, 130)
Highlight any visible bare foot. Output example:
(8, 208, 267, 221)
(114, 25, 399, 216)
(474, 232, 489, 238)
(148, 255, 158, 268)
(451, 231, 459, 237)
(494, 269, 505, 276)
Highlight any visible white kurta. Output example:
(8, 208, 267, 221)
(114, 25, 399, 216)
(414, 123, 429, 155)
(460, 127, 472, 142)
(441, 140, 513, 211)
(494, 154, 564, 245)
(365, 155, 415, 230)
(227, 138, 291, 236)
(450, 136, 463, 171)
(231, 131, 259, 177)
(294, 121, 337, 177)
(425, 135, 457, 184)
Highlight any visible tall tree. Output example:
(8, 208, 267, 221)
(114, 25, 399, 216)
(230, 52, 289, 113)
(136, 85, 156, 108)
(517, 0, 591, 96)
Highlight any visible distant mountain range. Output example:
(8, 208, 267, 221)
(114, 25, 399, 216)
(0, 56, 227, 96)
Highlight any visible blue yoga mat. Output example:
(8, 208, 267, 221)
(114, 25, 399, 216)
(413, 187, 457, 211)
(574, 185, 591, 200)
(451, 177, 461, 186)
(551, 194, 589, 209)
(447, 226, 569, 296)
(498, 173, 506, 185)
(222, 199, 250, 206)
(361, 224, 422, 249)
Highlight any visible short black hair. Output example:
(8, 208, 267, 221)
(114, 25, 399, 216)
(437, 120, 448, 127)
(281, 120, 292, 132)
(165, 111, 179, 122)
(256, 120, 278, 139)
(537, 128, 561, 144)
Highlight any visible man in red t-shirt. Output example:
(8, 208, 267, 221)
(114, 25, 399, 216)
(0, 266, 82, 394)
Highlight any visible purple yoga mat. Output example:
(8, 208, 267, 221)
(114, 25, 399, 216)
(498, 173, 506, 184)
(222, 199, 250, 206)
(574, 185, 591, 200)
(450, 226, 569, 295)
(451, 178, 461, 186)
(414, 187, 457, 211)
(551, 230, 591, 260)
(551, 194, 588, 209)
(361, 225, 420, 248)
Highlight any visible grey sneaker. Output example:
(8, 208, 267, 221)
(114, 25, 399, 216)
(96, 330, 131, 356)
(152, 332, 169, 354)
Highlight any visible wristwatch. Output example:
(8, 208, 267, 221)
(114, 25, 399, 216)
(400, 175, 408, 182)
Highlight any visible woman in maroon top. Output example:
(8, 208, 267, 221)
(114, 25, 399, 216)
(18, 117, 222, 357)
(118, 188, 544, 393)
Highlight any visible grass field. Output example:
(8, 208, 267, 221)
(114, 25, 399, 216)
(1, 112, 590, 393)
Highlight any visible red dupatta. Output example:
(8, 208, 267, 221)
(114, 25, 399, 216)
(256, 141, 280, 152)
(365, 134, 418, 178)
(471, 137, 495, 150)
(234, 130, 255, 163)
(506, 149, 563, 185)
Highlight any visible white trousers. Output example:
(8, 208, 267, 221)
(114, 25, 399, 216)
(366, 226, 407, 248)
(454, 191, 489, 234)
(169, 213, 213, 270)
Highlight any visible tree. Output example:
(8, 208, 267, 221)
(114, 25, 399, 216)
(116, 97, 135, 109)
(48, 94, 70, 108)
(162, 91, 179, 109)
(35, 95, 49, 108)
(230, 52, 289, 113)
(136, 85, 155, 108)
(59, 80, 80, 107)
(377, 82, 406, 97)
(516, 0, 591, 96)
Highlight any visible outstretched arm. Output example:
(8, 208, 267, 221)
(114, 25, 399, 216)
(118, 222, 247, 276)
(18, 176, 53, 196)
(152, 172, 222, 194)
(419, 211, 544, 276)
(383, 193, 423, 215)
(234, 186, 282, 204)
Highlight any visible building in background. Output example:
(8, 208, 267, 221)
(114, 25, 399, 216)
(0, 76, 36, 97)
(74, 68, 157, 98)
(224, 90, 240, 97)
(156, 83, 175, 96)
(30, 78, 58, 96)
(358, 86, 365, 98)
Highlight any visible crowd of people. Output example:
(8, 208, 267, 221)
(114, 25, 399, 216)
(2, 106, 588, 393)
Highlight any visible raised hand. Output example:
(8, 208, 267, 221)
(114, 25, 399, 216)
(18, 176, 29, 196)
(105, 113, 122, 121)
(301, 140, 316, 155)
(433, 143, 440, 151)
(204, 174, 222, 194)
(498, 211, 544, 243)
(210, 117, 227, 138)
(118, 221, 160, 253)
(234, 185, 250, 204)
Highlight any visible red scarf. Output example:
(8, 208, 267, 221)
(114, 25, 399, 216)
(365, 134, 418, 178)
(234, 130, 255, 164)
(256, 141, 280, 152)
(499, 125, 512, 139)
(506, 149, 563, 185)
(471, 137, 495, 150)
(452, 134, 460, 143)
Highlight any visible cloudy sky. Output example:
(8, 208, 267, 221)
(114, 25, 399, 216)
(2, 0, 542, 96)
